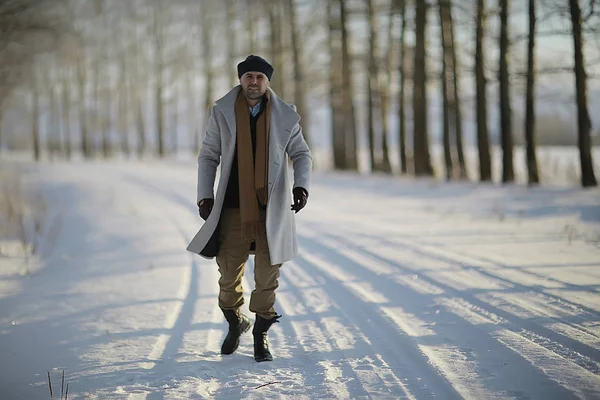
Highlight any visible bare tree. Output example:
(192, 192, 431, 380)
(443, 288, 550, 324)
(201, 1, 215, 147)
(287, 0, 310, 148)
(413, 0, 433, 176)
(397, 0, 408, 174)
(366, 0, 378, 172)
(131, 20, 147, 159)
(499, 0, 514, 182)
(0, 0, 62, 104)
(118, 43, 131, 158)
(569, 0, 597, 187)
(48, 75, 61, 160)
(267, 0, 285, 97)
(227, 0, 238, 88)
(377, 0, 394, 174)
(439, 0, 454, 180)
(475, 0, 492, 181)
(448, 0, 467, 179)
(340, 0, 358, 170)
(1, 0, 65, 155)
(246, 0, 257, 53)
(61, 64, 73, 160)
(329, 0, 346, 170)
(31, 71, 41, 161)
(525, 0, 539, 185)
(76, 48, 91, 158)
(153, 1, 166, 157)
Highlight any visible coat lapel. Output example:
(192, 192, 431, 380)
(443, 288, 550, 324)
(215, 86, 240, 137)
(266, 88, 300, 196)
(268, 88, 300, 140)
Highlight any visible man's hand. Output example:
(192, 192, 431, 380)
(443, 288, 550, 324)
(198, 198, 214, 220)
(290, 187, 308, 214)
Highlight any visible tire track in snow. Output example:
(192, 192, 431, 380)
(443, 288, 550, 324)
(392, 233, 600, 331)
(296, 229, 577, 399)
(113, 175, 221, 399)
(307, 226, 600, 397)
(349, 216, 600, 335)
(346, 228, 600, 367)
(277, 261, 421, 399)
(440, 296, 600, 399)
(291, 240, 463, 399)
(275, 262, 381, 398)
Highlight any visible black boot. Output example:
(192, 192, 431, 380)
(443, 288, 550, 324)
(221, 308, 252, 355)
(253, 314, 281, 362)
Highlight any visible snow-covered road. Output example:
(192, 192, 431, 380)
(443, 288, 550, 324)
(1, 160, 600, 399)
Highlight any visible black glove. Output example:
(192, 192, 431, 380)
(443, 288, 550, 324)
(291, 187, 308, 214)
(198, 198, 214, 220)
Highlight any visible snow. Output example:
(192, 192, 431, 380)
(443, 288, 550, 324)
(1, 159, 599, 399)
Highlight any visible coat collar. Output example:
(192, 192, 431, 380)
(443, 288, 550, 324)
(215, 86, 300, 134)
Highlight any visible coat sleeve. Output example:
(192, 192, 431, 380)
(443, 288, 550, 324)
(197, 106, 222, 203)
(286, 122, 313, 193)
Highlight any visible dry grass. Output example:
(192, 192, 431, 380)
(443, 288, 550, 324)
(0, 164, 47, 272)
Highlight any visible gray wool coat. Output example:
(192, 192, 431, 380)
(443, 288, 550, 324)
(186, 86, 313, 265)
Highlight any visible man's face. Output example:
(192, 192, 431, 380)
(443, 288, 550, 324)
(240, 72, 269, 100)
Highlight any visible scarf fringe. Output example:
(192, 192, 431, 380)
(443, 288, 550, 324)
(241, 221, 265, 241)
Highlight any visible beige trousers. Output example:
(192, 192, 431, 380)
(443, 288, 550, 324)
(216, 208, 281, 319)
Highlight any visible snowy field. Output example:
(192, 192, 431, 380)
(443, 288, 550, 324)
(1, 158, 600, 399)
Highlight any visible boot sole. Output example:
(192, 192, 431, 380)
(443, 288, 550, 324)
(254, 354, 273, 362)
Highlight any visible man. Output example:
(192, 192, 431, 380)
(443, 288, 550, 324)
(186, 55, 312, 362)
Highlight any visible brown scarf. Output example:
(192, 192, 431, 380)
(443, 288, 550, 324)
(234, 89, 270, 241)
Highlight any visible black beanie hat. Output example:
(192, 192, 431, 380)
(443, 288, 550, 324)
(237, 55, 274, 81)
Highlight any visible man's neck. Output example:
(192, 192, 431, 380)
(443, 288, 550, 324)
(244, 95, 261, 107)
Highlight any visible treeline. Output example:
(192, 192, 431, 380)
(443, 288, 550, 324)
(0, 0, 598, 187)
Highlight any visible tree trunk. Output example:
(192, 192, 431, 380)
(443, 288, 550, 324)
(340, 0, 358, 170)
(186, 58, 199, 155)
(31, 85, 40, 162)
(525, 0, 539, 185)
(287, 0, 310, 149)
(119, 54, 130, 158)
(499, 0, 514, 182)
(439, 0, 453, 180)
(246, 0, 256, 53)
(100, 1, 111, 159)
(397, 0, 407, 174)
(366, 0, 377, 172)
(227, 0, 238, 88)
(377, 0, 394, 174)
(132, 25, 146, 158)
(154, 4, 165, 158)
(475, 0, 492, 181)
(268, 1, 285, 97)
(569, 0, 597, 187)
(135, 92, 146, 158)
(0, 106, 4, 153)
(76, 50, 89, 159)
(172, 82, 179, 155)
(93, 63, 101, 157)
(447, 1, 467, 179)
(413, 0, 432, 176)
(49, 84, 61, 160)
(202, 1, 214, 147)
(329, 0, 346, 170)
(62, 68, 72, 160)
